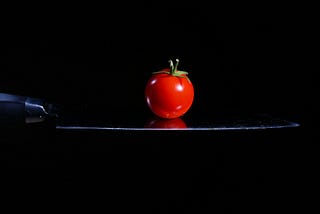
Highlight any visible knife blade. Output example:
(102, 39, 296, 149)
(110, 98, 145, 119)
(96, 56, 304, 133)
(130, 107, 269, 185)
(0, 93, 300, 130)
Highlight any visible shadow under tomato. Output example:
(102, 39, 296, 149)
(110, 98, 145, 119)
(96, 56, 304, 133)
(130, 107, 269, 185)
(144, 116, 187, 129)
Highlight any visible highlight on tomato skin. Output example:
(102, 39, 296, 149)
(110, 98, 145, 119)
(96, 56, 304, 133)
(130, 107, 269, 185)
(144, 59, 194, 119)
(144, 116, 187, 129)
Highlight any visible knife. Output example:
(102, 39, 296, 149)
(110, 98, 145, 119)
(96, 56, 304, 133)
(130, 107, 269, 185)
(0, 93, 299, 130)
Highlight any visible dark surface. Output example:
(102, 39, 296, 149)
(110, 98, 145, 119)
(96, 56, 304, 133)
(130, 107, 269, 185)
(0, 124, 315, 213)
(0, 3, 315, 213)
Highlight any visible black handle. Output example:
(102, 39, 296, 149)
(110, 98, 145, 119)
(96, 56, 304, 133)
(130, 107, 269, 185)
(0, 93, 49, 124)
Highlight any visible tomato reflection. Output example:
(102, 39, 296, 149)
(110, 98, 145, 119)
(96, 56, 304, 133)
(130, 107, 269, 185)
(144, 116, 187, 129)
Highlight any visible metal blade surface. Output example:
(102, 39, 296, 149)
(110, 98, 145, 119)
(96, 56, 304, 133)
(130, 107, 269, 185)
(56, 111, 299, 131)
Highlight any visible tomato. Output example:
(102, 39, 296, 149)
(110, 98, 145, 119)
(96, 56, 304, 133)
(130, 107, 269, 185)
(144, 116, 187, 129)
(145, 59, 194, 119)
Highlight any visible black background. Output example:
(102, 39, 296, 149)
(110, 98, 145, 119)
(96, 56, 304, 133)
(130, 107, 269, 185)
(0, 3, 312, 123)
(0, 3, 316, 213)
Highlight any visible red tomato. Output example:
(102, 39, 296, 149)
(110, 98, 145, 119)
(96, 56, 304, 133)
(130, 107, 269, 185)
(144, 116, 187, 129)
(145, 59, 194, 119)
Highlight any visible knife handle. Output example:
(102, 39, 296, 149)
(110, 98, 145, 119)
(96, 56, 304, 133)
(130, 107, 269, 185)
(0, 93, 49, 124)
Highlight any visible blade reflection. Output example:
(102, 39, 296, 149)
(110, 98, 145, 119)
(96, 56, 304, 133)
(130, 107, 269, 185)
(144, 116, 187, 129)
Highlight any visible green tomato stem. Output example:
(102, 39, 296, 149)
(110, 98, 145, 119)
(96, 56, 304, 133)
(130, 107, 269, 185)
(169, 59, 174, 73)
(169, 59, 178, 74)
(153, 59, 191, 83)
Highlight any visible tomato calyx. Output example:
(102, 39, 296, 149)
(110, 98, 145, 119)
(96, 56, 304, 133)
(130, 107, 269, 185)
(152, 59, 191, 83)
